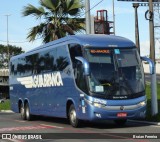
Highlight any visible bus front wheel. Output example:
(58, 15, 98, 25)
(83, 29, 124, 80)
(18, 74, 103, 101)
(69, 104, 81, 128)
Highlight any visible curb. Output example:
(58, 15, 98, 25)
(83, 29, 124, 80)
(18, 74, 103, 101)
(129, 120, 160, 126)
(0, 110, 14, 113)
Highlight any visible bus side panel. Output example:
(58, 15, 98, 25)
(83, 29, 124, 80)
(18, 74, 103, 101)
(42, 72, 80, 118)
(10, 84, 24, 113)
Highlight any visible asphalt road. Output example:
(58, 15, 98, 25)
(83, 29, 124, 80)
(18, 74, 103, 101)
(0, 112, 160, 142)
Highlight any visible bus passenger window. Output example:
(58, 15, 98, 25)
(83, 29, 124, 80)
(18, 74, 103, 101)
(10, 60, 17, 76)
(68, 44, 82, 67)
(25, 54, 39, 75)
(38, 49, 56, 73)
(17, 58, 26, 76)
(56, 46, 69, 71)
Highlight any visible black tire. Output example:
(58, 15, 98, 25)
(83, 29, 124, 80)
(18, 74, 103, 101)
(114, 119, 127, 126)
(25, 103, 33, 121)
(20, 103, 26, 120)
(68, 104, 81, 128)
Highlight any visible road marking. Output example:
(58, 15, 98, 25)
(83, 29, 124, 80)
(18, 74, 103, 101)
(40, 124, 64, 129)
(151, 125, 160, 127)
(0, 125, 57, 133)
(14, 120, 26, 123)
(7, 139, 23, 142)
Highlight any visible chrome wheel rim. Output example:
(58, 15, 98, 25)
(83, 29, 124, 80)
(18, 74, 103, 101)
(70, 109, 76, 124)
(26, 107, 29, 119)
(21, 107, 24, 118)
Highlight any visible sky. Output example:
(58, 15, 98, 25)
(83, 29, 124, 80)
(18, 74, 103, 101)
(0, 0, 160, 58)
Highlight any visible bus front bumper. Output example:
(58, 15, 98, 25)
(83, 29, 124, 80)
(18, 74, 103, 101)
(80, 100, 146, 121)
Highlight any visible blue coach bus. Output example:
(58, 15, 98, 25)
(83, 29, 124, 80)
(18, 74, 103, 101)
(10, 35, 146, 127)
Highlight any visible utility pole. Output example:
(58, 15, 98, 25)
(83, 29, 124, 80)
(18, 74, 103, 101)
(117, 0, 158, 117)
(4, 14, 11, 68)
(112, 0, 115, 35)
(148, 0, 156, 63)
(148, 0, 157, 116)
(133, 3, 140, 54)
(85, 0, 91, 34)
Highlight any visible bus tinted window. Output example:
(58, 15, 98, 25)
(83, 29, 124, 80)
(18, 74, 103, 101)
(56, 46, 70, 71)
(38, 49, 56, 73)
(17, 58, 26, 76)
(116, 50, 138, 67)
(68, 44, 87, 93)
(10, 60, 18, 76)
(69, 44, 82, 63)
(26, 53, 39, 75)
(87, 52, 112, 64)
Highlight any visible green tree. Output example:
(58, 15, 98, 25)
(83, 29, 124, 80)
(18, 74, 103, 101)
(0, 44, 24, 68)
(22, 0, 85, 43)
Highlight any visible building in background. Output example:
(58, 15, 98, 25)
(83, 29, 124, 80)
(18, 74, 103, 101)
(0, 69, 9, 98)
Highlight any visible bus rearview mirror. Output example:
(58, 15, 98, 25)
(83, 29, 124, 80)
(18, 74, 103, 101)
(75, 57, 90, 76)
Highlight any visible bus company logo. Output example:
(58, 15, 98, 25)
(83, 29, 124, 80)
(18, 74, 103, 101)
(120, 106, 124, 110)
(17, 72, 63, 88)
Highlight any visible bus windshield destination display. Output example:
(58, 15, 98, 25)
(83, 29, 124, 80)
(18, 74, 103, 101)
(90, 49, 110, 54)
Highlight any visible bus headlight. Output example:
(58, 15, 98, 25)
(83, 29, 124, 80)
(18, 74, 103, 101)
(85, 99, 105, 108)
(138, 101, 146, 107)
(93, 103, 102, 108)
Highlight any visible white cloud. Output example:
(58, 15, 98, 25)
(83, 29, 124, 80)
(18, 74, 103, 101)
(140, 40, 160, 59)
(140, 40, 150, 56)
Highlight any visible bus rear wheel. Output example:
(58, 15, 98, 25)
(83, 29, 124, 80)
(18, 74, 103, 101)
(25, 103, 33, 121)
(69, 104, 81, 128)
(20, 103, 26, 120)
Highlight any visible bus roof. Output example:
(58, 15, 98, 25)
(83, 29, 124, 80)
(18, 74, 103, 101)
(67, 34, 135, 48)
(11, 34, 135, 60)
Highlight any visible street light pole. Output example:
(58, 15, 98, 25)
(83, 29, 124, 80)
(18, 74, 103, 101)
(133, 3, 140, 54)
(113, 0, 115, 35)
(85, 0, 91, 34)
(148, 0, 155, 63)
(4, 14, 11, 68)
(148, 0, 157, 116)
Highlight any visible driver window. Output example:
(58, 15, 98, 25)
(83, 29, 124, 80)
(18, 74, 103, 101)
(68, 44, 87, 93)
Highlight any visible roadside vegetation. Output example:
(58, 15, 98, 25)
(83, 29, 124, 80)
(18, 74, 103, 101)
(22, 0, 85, 43)
(145, 83, 160, 122)
(0, 100, 11, 110)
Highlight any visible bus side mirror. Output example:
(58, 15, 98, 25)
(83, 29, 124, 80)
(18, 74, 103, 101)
(141, 56, 155, 74)
(75, 57, 90, 76)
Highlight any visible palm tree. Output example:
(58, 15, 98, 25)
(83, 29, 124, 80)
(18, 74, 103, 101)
(22, 0, 85, 43)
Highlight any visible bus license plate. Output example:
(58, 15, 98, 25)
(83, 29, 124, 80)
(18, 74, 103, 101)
(117, 112, 127, 117)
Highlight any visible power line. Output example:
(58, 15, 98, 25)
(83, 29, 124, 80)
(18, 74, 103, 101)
(0, 37, 42, 44)
(0, 40, 27, 43)
(0, 39, 29, 44)
(0, 1, 104, 44)
(89, 0, 104, 12)
(82, 0, 104, 16)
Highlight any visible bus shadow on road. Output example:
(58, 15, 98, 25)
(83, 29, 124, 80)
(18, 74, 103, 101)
(83, 120, 151, 129)
(31, 115, 151, 129)
(33, 115, 69, 125)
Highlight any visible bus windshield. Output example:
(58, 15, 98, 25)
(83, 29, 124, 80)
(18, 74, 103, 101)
(85, 48, 145, 99)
